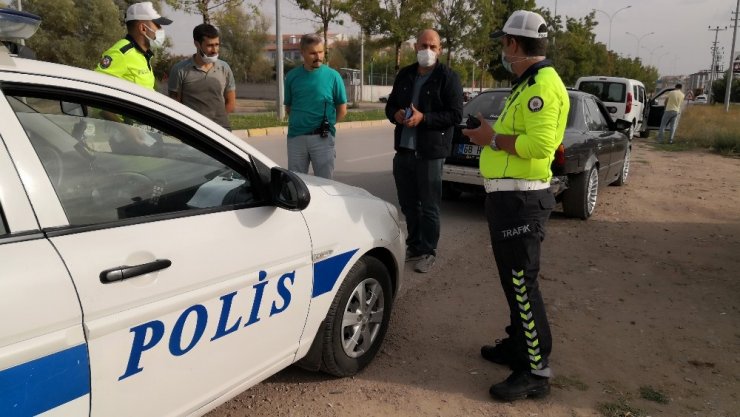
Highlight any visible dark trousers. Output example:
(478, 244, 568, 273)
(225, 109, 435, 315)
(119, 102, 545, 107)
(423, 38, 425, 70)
(485, 189, 555, 377)
(393, 151, 444, 256)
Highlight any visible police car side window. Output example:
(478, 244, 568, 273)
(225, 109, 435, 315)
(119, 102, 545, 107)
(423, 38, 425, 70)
(8, 93, 262, 227)
(0, 205, 7, 236)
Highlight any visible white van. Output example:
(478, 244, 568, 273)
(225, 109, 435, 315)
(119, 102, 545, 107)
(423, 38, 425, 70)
(575, 76, 647, 138)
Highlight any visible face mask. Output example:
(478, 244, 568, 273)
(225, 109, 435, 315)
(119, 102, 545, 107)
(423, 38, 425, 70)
(501, 51, 513, 73)
(200, 50, 218, 64)
(144, 26, 165, 48)
(417, 49, 437, 67)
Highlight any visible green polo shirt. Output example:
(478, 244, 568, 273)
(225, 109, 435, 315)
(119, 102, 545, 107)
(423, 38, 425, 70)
(284, 64, 347, 138)
(96, 35, 155, 89)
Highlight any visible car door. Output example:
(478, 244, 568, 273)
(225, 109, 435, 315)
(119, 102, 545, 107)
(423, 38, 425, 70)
(645, 88, 673, 130)
(582, 97, 613, 182)
(594, 99, 629, 182)
(0, 121, 89, 416)
(1, 81, 313, 417)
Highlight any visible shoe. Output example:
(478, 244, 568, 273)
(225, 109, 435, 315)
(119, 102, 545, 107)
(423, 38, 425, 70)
(413, 254, 435, 273)
(405, 248, 424, 263)
(489, 370, 550, 401)
(481, 339, 515, 367)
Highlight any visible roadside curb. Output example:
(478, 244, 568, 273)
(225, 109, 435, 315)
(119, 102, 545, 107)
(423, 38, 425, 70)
(235, 119, 391, 138)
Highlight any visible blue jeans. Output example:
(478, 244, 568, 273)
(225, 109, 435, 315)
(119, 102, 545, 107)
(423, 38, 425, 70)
(393, 151, 444, 256)
(287, 133, 335, 179)
(658, 110, 680, 143)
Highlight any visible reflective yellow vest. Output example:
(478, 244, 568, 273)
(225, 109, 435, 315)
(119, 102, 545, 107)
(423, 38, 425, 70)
(95, 36, 155, 90)
(480, 64, 569, 182)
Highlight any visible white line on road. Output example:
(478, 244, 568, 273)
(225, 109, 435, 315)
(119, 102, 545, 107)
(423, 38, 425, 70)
(345, 151, 396, 163)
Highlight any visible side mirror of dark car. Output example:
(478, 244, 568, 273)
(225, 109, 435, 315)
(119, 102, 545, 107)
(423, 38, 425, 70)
(614, 119, 632, 132)
(270, 167, 310, 211)
(61, 101, 88, 117)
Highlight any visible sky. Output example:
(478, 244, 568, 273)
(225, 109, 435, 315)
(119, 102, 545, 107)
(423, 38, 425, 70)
(165, 0, 740, 77)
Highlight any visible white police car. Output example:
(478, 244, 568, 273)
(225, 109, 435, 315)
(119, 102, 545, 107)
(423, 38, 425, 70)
(0, 10, 404, 417)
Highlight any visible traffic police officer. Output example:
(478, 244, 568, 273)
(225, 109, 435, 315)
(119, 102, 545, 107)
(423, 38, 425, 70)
(462, 9, 569, 401)
(96, 1, 172, 89)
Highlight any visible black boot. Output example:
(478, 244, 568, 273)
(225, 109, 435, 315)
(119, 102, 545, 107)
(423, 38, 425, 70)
(480, 338, 515, 367)
(489, 370, 550, 401)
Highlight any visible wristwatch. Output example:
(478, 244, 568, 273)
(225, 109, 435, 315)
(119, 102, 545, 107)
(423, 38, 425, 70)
(489, 132, 499, 151)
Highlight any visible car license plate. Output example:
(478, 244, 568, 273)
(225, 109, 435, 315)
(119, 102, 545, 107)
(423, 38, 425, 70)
(456, 143, 482, 158)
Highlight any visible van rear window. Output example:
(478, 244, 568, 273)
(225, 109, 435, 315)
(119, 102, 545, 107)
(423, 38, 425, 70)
(578, 82, 626, 103)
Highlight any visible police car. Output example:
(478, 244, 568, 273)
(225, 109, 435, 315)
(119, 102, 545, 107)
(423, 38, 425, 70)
(0, 10, 404, 416)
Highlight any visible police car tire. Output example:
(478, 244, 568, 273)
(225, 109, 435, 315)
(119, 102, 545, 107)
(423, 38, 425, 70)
(562, 166, 598, 220)
(611, 147, 630, 186)
(320, 256, 392, 377)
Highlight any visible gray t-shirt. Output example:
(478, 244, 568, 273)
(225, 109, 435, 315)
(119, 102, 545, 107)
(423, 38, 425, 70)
(169, 56, 236, 129)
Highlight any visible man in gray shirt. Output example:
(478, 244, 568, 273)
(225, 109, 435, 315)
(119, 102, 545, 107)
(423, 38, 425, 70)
(169, 24, 236, 130)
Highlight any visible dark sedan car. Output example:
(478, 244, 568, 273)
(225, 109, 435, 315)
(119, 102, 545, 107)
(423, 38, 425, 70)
(442, 88, 632, 219)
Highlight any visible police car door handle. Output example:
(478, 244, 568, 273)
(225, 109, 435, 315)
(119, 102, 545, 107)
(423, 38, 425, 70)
(100, 259, 172, 283)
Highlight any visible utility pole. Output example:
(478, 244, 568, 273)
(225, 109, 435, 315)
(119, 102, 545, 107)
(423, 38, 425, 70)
(708, 25, 728, 103)
(275, 0, 285, 120)
(17, 0, 25, 46)
(725, 0, 739, 112)
(360, 31, 364, 103)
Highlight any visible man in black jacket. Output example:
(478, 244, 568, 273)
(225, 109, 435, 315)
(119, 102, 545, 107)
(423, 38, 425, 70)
(385, 29, 463, 273)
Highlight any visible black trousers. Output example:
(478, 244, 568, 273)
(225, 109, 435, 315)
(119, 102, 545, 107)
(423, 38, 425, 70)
(485, 189, 555, 377)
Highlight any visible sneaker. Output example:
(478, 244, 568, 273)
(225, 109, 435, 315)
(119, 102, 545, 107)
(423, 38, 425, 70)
(405, 249, 424, 263)
(489, 370, 550, 401)
(413, 254, 435, 273)
(481, 338, 515, 367)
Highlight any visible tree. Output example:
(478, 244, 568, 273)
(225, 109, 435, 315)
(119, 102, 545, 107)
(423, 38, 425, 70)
(432, 0, 474, 65)
(213, 3, 271, 82)
(23, 0, 124, 69)
(293, 0, 347, 61)
(165, 0, 244, 24)
(376, 0, 433, 72)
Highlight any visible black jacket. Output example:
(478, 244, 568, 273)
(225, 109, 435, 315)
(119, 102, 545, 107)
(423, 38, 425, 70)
(385, 62, 463, 159)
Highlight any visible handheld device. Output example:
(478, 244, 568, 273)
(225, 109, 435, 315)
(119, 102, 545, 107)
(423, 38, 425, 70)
(404, 107, 412, 120)
(465, 114, 481, 129)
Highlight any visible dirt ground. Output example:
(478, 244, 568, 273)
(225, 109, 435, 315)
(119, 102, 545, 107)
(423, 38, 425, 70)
(208, 141, 740, 417)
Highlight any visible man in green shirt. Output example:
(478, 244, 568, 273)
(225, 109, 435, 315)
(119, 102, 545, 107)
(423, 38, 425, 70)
(96, 1, 172, 90)
(463, 9, 569, 402)
(284, 34, 347, 179)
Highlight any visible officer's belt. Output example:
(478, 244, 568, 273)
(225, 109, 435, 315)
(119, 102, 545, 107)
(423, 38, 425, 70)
(484, 178, 550, 192)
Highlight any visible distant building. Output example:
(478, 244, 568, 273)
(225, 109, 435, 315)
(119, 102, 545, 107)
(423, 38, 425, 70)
(656, 75, 686, 91)
(687, 70, 711, 94)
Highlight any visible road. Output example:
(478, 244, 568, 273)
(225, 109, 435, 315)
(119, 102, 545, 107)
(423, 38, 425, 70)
(208, 126, 740, 417)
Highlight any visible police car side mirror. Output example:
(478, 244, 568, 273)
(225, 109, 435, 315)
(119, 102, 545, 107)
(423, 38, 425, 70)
(270, 167, 310, 211)
(614, 119, 632, 133)
(61, 101, 87, 117)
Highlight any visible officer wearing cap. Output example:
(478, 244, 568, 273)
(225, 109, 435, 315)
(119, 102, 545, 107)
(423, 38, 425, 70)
(96, 1, 172, 89)
(462, 9, 568, 401)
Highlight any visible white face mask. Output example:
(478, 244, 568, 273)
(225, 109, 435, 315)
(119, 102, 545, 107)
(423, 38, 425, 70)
(201, 53, 218, 64)
(144, 26, 165, 48)
(417, 49, 437, 68)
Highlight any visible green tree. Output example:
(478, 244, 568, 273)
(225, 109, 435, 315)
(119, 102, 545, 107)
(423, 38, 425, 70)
(293, 0, 347, 62)
(213, 3, 271, 82)
(432, 0, 474, 65)
(463, 0, 498, 87)
(23, 0, 124, 69)
(164, 0, 244, 24)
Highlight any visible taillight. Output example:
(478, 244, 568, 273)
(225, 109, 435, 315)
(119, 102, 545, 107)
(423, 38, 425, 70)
(626, 92, 632, 114)
(554, 144, 565, 166)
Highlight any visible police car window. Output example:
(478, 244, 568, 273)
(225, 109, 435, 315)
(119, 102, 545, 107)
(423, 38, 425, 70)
(0, 205, 7, 236)
(8, 94, 261, 226)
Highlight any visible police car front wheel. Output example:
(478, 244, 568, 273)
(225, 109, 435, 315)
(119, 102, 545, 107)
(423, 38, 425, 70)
(321, 256, 393, 377)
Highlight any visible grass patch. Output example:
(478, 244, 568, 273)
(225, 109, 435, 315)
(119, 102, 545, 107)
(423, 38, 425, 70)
(229, 109, 387, 130)
(639, 385, 669, 404)
(596, 399, 646, 417)
(551, 375, 589, 391)
(673, 104, 740, 155)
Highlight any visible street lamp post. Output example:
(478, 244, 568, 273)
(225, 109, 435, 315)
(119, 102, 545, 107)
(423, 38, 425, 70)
(647, 44, 664, 66)
(625, 31, 655, 60)
(593, 5, 632, 50)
